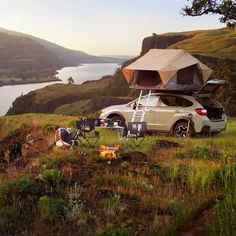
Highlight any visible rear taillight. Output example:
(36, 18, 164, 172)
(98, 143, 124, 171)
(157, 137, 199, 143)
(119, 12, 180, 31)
(195, 108, 207, 116)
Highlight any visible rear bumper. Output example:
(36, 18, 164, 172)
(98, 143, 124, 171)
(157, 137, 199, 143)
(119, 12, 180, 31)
(197, 119, 227, 134)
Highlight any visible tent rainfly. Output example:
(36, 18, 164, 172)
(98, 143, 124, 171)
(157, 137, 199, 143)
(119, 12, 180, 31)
(122, 49, 213, 91)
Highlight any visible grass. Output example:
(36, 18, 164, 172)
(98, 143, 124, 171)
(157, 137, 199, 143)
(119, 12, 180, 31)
(0, 114, 236, 235)
(33, 76, 112, 104)
(54, 99, 92, 116)
(167, 28, 236, 60)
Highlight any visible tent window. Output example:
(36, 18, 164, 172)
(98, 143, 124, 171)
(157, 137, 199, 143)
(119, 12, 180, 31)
(135, 70, 161, 87)
(177, 65, 195, 85)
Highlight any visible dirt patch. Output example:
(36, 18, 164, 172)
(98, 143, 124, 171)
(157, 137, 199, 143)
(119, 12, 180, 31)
(120, 151, 148, 163)
(155, 140, 181, 149)
(176, 200, 217, 236)
(0, 125, 54, 173)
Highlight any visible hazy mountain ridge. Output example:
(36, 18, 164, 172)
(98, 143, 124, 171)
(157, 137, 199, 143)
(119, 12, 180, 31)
(0, 27, 124, 78)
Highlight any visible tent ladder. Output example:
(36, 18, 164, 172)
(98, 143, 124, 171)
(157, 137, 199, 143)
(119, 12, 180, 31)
(131, 89, 151, 122)
(141, 89, 152, 122)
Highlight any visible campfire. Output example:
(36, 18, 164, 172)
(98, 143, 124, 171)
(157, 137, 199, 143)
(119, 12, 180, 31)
(98, 144, 120, 159)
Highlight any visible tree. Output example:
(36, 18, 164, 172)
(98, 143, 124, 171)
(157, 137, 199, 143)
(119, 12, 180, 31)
(181, 0, 236, 26)
(67, 76, 74, 84)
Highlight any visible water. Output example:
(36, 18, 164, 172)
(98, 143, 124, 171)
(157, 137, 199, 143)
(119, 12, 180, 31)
(0, 63, 119, 116)
(57, 63, 119, 84)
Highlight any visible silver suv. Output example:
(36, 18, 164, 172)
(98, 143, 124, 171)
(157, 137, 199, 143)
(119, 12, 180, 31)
(99, 80, 227, 137)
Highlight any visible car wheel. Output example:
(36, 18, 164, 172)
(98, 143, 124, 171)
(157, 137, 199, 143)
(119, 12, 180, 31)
(110, 116, 125, 127)
(173, 121, 193, 137)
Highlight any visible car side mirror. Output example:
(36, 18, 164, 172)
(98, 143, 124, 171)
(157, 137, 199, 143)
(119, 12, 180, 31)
(133, 102, 137, 110)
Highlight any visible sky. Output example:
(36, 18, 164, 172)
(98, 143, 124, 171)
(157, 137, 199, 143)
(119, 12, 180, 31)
(0, 0, 223, 56)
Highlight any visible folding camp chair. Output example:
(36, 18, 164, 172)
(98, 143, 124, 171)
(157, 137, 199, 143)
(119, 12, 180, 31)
(123, 122, 147, 149)
(73, 118, 100, 147)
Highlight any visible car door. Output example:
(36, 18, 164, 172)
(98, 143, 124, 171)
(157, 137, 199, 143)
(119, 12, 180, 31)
(152, 95, 187, 131)
(126, 95, 159, 129)
(139, 95, 159, 130)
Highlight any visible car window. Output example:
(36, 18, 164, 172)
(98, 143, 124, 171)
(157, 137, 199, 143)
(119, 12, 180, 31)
(160, 95, 193, 107)
(139, 96, 159, 106)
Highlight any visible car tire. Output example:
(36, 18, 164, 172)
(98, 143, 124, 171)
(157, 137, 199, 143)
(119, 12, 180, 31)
(173, 121, 194, 137)
(110, 116, 125, 127)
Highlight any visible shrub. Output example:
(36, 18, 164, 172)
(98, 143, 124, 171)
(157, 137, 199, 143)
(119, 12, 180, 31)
(68, 156, 77, 163)
(99, 193, 127, 216)
(65, 186, 85, 224)
(175, 151, 187, 159)
(38, 196, 67, 221)
(41, 168, 64, 192)
(95, 225, 131, 236)
(40, 155, 57, 168)
(0, 203, 37, 234)
(42, 123, 52, 132)
(135, 181, 153, 192)
(5, 129, 18, 139)
(165, 199, 182, 215)
(0, 175, 42, 234)
(0, 174, 42, 205)
(190, 146, 217, 159)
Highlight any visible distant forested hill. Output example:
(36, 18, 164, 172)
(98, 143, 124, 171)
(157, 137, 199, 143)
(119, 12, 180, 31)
(0, 27, 124, 78)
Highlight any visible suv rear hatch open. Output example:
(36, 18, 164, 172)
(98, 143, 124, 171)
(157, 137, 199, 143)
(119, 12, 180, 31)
(195, 79, 228, 120)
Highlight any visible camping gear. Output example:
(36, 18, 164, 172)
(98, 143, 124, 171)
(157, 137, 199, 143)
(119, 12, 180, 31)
(187, 114, 193, 137)
(122, 49, 212, 91)
(98, 120, 125, 140)
(97, 144, 120, 159)
(123, 122, 147, 149)
(74, 118, 100, 147)
(55, 128, 73, 148)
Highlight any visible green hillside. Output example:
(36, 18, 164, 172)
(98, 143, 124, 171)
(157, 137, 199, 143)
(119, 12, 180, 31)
(167, 28, 236, 60)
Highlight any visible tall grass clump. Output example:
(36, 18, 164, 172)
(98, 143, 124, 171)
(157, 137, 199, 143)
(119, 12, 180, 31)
(186, 161, 219, 192)
(208, 191, 236, 236)
(95, 225, 131, 236)
(208, 156, 236, 235)
(40, 168, 64, 193)
(38, 195, 67, 221)
(0, 174, 43, 234)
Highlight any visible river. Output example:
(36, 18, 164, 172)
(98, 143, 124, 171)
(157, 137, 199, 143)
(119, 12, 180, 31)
(0, 63, 119, 116)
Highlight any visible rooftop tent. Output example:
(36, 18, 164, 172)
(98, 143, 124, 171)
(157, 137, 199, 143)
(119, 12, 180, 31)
(122, 49, 213, 91)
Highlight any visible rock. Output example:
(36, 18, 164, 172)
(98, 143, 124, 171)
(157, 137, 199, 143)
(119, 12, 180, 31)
(155, 140, 181, 149)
